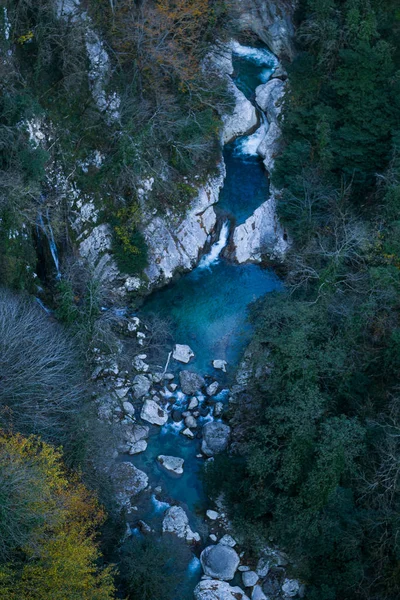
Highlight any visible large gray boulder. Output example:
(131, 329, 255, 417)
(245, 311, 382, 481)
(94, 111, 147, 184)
(179, 370, 205, 395)
(173, 344, 194, 363)
(194, 580, 250, 600)
(200, 544, 240, 581)
(162, 505, 200, 543)
(202, 422, 231, 456)
(255, 79, 285, 123)
(111, 462, 148, 507)
(141, 399, 168, 426)
(157, 455, 184, 475)
(132, 374, 151, 399)
(223, 79, 258, 144)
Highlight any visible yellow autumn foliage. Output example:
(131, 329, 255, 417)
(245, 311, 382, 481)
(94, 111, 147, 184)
(0, 431, 115, 600)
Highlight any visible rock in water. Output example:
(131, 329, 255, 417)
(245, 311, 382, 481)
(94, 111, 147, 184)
(157, 455, 184, 475)
(179, 370, 205, 395)
(173, 344, 195, 363)
(282, 579, 301, 598)
(206, 381, 219, 396)
(141, 399, 168, 426)
(200, 544, 240, 581)
(162, 506, 200, 543)
(194, 580, 250, 600)
(252, 585, 267, 600)
(110, 462, 148, 507)
(202, 422, 231, 456)
(213, 359, 227, 372)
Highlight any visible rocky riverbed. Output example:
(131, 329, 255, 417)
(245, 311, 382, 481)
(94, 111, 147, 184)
(92, 312, 304, 600)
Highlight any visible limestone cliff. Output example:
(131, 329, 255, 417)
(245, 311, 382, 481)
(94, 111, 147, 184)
(233, 0, 297, 59)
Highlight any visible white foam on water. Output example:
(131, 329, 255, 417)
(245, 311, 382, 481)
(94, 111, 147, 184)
(231, 40, 278, 68)
(198, 221, 230, 270)
(161, 421, 184, 436)
(151, 494, 171, 514)
(187, 556, 201, 575)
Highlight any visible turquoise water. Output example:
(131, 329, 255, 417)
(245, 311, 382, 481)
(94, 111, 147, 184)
(217, 140, 269, 225)
(142, 261, 281, 375)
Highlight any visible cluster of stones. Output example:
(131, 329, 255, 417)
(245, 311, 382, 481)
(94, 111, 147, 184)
(92, 317, 304, 599)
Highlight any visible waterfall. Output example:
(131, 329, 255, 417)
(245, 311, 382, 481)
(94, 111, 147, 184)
(36, 209, 61, 280)
(197, 221, 230, 270)
(234, 112, 268, 157)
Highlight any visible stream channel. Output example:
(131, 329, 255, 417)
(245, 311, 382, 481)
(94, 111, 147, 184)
(123, 44, 282, 599)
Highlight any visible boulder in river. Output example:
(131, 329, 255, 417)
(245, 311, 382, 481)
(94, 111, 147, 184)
(173, 344, 195, 363)
(179, 370, 205, 395)
(213, 359, 227, 372)
(141, 399, 168, 426)
(251, 585, 268, 600)
(181, 428, 195, 439)
(132, 374, 151, 399)
(202, 422, 231, 456)
(185, 415, 198, 429)
(110, 462, 148, 507)
(194, 580, 250, 600)
(200, 543, 240, 581)
(206, 381, 219, 396)
(255, 79, 285, 123)
(223, 79, 258, 144)
(162, 505, 200, 543)
(157, 455, 184, 475)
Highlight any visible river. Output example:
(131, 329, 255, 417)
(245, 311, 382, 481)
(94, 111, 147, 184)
(120, 43, 282, 599)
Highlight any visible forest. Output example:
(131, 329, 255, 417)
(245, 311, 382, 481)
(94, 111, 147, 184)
(206, 1, 400, 599)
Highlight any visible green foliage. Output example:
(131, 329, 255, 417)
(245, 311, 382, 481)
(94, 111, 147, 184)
(118, 534, 191, 600)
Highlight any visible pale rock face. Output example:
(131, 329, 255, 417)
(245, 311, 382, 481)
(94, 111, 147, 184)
(232, 0, 297, 60)
(255, 79, 285, 123)
(223, 80, 258, 144)
(194, 580, 250, 600)
(232, 185, 288, 263)
(162, 506, 200, 543)
(143, 165, 225, 286)
(122, 401, 135, 416)
(182, 427, 195, 439)
(257, 121, 282, 173)
(173, 344, 195, 364)
(141, 399, 168, 426)
(157, 455, 184, 475)
(200, 544, 240, 581)
(79, 223, 113, 263)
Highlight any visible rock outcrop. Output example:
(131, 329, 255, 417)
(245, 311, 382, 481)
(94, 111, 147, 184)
(223, 80, 258, 144)
(232, 0, 297, 59)
(162, 505, 200, 543)
(194, 580, 250, 600)
(143, 165, 225, 287)
(231, 73, 288, 263)
(110, 462, 148, 508)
